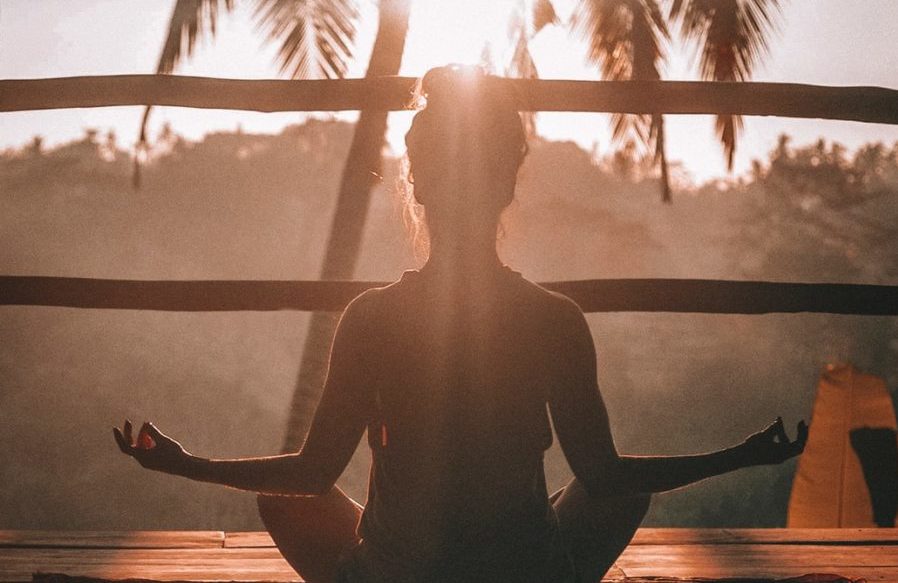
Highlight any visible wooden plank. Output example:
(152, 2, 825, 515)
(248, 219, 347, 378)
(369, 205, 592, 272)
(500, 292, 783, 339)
(10, 529, 892, 550)
(220, 528, 898, 547)
(3, 277, 897, 316)
(32, 575, 292, 583)
(4, 545, 892, 583)
(0, 548, 298, 583)
(618, 543, 898, 566)
(2, 76, 898, 127)
(25, 573, 898, 583)
(2, 531, 897, 583)
(630, 528, 898, 545)
(616, 568, 898, 583)
(223, 533, 274, 549)
(0, 532, 224, 550)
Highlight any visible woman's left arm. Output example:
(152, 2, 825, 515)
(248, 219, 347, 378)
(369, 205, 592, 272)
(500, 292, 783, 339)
(114, 293, 375, 496)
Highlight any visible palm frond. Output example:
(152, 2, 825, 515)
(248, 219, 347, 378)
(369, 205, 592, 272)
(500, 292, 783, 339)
(505, 2, 549, 137)
(253, 0, 359, 80)
(479, 42, 498, 74)
(157, 0, 235, 75)
(573, 0, 671, 200)
(573, 0, 668, 82)
(533, 0, 560, 34)
(670, 0, 782, 169)
(136, 0, 234, 187)
(509, 32, 539, 80)
(509, 30, 539, 136)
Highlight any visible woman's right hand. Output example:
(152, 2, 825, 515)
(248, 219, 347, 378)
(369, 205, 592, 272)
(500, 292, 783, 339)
(113, 419, 190, 475)
(740, 417, 809, 466)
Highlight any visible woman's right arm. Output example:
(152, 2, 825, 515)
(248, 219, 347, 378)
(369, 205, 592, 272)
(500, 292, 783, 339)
(546, 298, 807, 498)
(114, 292, 376, 496)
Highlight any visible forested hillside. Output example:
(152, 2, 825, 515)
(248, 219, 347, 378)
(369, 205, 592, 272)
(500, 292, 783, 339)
(2, 121, 896, 529)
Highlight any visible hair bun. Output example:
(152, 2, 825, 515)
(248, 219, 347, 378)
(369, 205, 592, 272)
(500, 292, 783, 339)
(418, 64, 482, 110)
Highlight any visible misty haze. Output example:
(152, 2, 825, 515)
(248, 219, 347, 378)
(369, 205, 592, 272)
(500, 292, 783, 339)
(2, 120, 896, 531)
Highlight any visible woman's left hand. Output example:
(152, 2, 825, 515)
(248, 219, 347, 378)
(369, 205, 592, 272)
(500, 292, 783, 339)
(740, 417, 809, 466)
(113, 419, 189, 475)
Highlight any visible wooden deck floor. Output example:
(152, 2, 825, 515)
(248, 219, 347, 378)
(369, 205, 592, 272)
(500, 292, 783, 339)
(2, 529, 897, 582)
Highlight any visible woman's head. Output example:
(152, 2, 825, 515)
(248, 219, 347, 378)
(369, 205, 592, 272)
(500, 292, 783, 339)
(403, 65, 527, 256)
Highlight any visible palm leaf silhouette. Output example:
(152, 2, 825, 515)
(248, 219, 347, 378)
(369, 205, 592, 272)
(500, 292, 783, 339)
(669, 0, 782, 170)
(136, 0, 359, 187)
(507, 0, 557, 137)
(533, 0, 560, 34)
(157, 0, 236, 76)
(253, 0, 359, 80)
(573, 0, 672, 202)
(135, 0, 235, 186)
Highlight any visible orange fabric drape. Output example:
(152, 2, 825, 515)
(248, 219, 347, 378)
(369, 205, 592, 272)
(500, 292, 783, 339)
(788, 363, 897, 527)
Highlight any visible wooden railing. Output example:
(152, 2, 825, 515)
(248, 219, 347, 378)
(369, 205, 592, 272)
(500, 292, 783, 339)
(2, 76, 898, 124)
(1, 276, 896, 315)
(2, 74, 897, 316)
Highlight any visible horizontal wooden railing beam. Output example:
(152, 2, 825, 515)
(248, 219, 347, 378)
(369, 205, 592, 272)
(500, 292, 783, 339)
(2, 75, 898, 125)
(1, 276, 896, 315)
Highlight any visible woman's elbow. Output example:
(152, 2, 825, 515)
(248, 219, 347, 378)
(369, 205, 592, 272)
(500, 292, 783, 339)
(290, 458, 339, 496)
(303, 476, 337, 496)
(573, 457, 641, 499)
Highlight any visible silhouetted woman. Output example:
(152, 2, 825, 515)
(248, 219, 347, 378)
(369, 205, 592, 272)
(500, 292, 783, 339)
(115, 66, 807, 583)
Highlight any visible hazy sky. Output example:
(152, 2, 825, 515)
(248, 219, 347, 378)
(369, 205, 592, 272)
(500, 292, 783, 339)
(2, 0, 898, 182)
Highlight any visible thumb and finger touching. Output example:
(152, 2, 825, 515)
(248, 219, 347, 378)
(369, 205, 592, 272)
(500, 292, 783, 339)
(113, 419, 169, 457)
(773, 418, 809, 459)
(138, 422, 158, 449)
(747, 417, 809, 463)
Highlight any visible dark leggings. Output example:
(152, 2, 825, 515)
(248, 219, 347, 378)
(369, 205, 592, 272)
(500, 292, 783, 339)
(257, 480, 650, 583)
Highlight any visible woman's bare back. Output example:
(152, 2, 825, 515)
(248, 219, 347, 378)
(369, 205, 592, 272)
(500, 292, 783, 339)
(335, 266, 586, 579)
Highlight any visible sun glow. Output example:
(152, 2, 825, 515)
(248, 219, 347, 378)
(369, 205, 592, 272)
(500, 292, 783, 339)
(380, 0, 545, 159)
(402, 0, 527, 75)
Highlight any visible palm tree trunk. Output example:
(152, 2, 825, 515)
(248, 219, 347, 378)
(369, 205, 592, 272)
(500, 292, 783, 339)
(281, 0, 411, 452)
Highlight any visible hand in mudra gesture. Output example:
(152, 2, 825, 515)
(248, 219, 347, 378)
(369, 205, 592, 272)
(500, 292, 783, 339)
(114, 419, 189, 474)
(741, 417, 809, 466)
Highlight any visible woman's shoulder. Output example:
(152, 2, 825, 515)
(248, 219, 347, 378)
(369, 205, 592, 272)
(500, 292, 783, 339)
(340, 270, 418, 319)
(511, 271, 586, 319)
(349, 267, 585, 321)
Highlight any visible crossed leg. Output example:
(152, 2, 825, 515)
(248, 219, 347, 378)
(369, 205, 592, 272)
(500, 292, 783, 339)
(552, 478, 651, 583)
(258, 479, 648, 583)
(257, 488, 362, 583)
